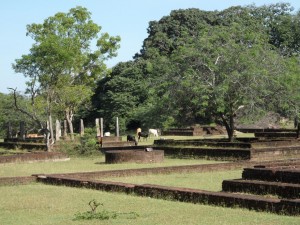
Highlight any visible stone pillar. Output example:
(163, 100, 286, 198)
(48, 115, 54, 144)
(45, 121, 52, 151)
(63, 120, 68, 138)
(80, 119, 84, 137)
(55, 120, 61, 141)
(116, 117, 119, 137)
(100, 118, 103, 137)
(95, 118, 100, 137)
(19, 121, 26, 140)
(6, 122, 12, 139)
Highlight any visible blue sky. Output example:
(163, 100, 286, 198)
(1, 0, 299, 94)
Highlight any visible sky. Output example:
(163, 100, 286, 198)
(1, 0, 300, 94)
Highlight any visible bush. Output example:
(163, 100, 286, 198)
(56, 128, 101, 156)
(77, 128, 101, 156)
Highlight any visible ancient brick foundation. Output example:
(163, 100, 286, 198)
(105, 150, 164, 163)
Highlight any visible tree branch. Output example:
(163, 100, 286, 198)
(8, 87, 44, 129)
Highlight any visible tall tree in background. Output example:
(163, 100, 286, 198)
(13, 6, 120, 140)
(87, 3, 298, 140)
(140, 6, 286, 140)
(91, 60, 149, 131)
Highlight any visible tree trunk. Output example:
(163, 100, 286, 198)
(221, 114, 235, 142)
(9, 88, 44, 129)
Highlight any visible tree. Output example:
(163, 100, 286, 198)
(90, 4, 298, 140)
(0, 92, 40, 138)
(136, 6, 287, 140)
(91, 60, 149, 131)
(13, 6, 120, 140)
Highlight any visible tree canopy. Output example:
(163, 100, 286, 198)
(89, 3, 299, 140)
(12, 6, 120, 136)
(8, 3, 300, 141)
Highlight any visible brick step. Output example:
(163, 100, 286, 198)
(154, 139, 251, 148)
(0, 152, 69, 164)
(237, 128, 296, 133)
(101, 141, 136, 148)
(222, 179, 300, 199)
(242, 167, 300, 183)
(250, 146, 300, 162)
(100, 145, 150, 153)
(4, 137, 44, 143)
(154, 146, 251, 160)
(255, 132, 297, 138)
(0, 142, 47, 150)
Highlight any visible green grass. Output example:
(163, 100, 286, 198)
(99, 170, 242, 191)
(0, 183, 299, 225)
(1, 134, 298, 224)
(0, 155, 222, 178)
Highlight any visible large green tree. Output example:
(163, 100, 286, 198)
(141, 7, 286, 140)
(91, 60, 149, 131)
(90, 3, 298, 140)
(13, 6, 120, 139)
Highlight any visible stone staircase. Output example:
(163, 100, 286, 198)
(222, 164, 300, 212)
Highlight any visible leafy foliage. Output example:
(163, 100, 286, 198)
(8, 3, 300, 141)
(12, 6, 120, 137)
(89, 3, 297, 140)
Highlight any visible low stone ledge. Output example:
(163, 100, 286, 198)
(154, 139, 252, 148)
(0, 176, 37, 186)
(36, 175, 135, 194)
(154, 146, 250, 160)
(0, 142, 47, 150)
(105, 150, 164, 164)
(242, 168, 300, 184)
(222, 179, 300, 199)
(0, 152, 69, 164)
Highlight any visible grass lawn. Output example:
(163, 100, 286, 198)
(0, 134, 299, 224)
(0, 183, 299, 225)
(99, 170, 243, 191)
(0, 154, 223, 178)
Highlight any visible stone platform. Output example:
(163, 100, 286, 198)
(105, 149, 164, 164)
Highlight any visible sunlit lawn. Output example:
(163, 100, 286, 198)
(1, 134, 298, 225)
(0, 183, 299, 225)
(0, 154, 223, 178)
(0, 134, 242, 178)
(99, 170, 243, 191)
